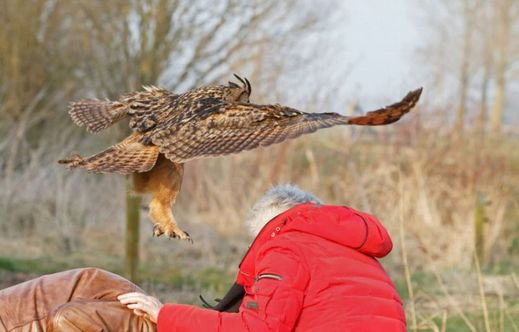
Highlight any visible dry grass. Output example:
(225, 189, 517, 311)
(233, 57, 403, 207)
(0, 112, 518, 330)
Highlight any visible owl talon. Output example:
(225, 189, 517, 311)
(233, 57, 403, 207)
(164, 228, 191, 242)
(153, 224, 164, 237)
(153, 223, 191, 242)
(184, 231, 193, 244)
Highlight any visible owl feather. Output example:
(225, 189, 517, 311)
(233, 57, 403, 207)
(59, 75, 422, 242)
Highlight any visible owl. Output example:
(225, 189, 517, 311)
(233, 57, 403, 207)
(59, 74, 422, 241)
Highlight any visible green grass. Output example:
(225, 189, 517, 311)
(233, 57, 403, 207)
(138, 263, 234, 293)
(429, 305, 519, 332)
(2, 254, 518, 331)
(0, 254, 234, 292)
(394, 271, 438, 301)
(0, 256, 70, 274)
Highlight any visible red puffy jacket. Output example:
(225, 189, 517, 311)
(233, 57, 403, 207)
(158, 203, 406, 331)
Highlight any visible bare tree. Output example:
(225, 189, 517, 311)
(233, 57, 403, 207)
(0, 1, 79, 125)
(475, 1, 494, 134)
(490, 0, 518, 134)
(67, 0, 330, 281)
(454, 0, 478, 133)
(416, 0, 518, 134)
(0, 0, 335, 281)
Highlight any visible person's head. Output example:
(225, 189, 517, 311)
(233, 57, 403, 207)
(245, 184, 322, 237)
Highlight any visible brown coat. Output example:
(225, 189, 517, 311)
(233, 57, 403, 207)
(0, 268, 155, 332)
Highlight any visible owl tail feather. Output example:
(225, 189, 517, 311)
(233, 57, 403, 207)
(346, 87, 423, 126)
(68, 99, 127, 133)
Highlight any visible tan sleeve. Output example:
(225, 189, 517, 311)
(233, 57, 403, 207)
(48, 300, 155, 332)
(0, 267, 153, 332)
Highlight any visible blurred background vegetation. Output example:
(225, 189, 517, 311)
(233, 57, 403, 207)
(0, 0, 518, 331)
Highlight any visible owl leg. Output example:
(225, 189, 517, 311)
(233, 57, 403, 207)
(148, 196, 191, 242)
(135, 156, 191, 241)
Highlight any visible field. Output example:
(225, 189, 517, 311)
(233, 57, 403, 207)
(1, 1, 518, 330)
(1, 120, 518, 331)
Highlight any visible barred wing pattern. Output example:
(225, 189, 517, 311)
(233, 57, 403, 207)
(58, 133, 160, 174)
(68, 99, 128, 133)
(67, 86, 177, 134)
(150, 88, 422, 163)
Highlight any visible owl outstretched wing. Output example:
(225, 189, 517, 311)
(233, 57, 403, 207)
(149, 88, 422, 163)
(67, 86, 177, 134)
(58, 133, 160, 174)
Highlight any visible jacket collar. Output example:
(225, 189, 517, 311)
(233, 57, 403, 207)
(236, 203, 318, 286)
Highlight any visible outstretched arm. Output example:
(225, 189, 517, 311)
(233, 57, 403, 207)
(120, 242, 309, 332)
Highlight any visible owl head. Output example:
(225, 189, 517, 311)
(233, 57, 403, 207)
(225, 74, 251, 103)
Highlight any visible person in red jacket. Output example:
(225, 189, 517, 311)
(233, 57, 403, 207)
(119, 184, 406, 331)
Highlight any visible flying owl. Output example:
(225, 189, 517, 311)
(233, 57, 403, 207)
(59, 75, 422, 241)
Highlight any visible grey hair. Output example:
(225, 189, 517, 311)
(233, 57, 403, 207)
(245, 184, 322, 236)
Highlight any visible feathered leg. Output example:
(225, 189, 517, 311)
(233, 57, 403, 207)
(133, 155, 190, 241)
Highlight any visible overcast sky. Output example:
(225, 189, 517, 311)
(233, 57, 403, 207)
(336, 0, 423, 106)
(278, 0, 428, 113)
(334, 0, 518, 124)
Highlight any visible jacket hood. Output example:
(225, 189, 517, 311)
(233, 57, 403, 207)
(281, 203, 393, 257)
(237, 203, 393, 285)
